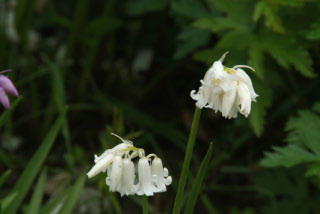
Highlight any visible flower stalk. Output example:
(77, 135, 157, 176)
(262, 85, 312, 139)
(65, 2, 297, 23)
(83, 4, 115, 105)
(173, 106, 201, 214)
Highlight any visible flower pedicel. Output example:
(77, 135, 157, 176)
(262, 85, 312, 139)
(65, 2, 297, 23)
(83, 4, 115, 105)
(190, 52, 258, 119)
(87, 133, 172, 196)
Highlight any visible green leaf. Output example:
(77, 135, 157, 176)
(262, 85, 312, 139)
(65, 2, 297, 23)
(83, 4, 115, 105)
(312, 101, 320, 113)
(216, 30, 251, 50)
(59, 173, 86, 214)
(126, 0, 168, 16)
(0, 96, 22, 129)
(248, 39, 264, 78)
(26, 168, 47, 214)
(260, 144, 317, 168)
(4, 108, 66, 214)
(185, 142, 213, 214)
(305, 163, 320, 178)
(0, 170, 11, 189)
(41, 187, 71, 214)
(249, 79, 272, 137)
(0, 192, 18, 212)
(174, 27, 211, 59)
(305, 20, 320, 40)
(171, 0, 210, 19)
(286, 111, 320, 155)
(262, 34, 315, 78)
(253, 1, 285, 33)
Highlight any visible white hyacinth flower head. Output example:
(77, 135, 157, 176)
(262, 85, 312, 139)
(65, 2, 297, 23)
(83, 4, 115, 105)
(87, 133, 172, 197)
(190, 52, 258, 119)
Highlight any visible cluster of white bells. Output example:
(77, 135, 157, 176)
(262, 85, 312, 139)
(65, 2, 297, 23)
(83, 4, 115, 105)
(87, 133, 172, 196)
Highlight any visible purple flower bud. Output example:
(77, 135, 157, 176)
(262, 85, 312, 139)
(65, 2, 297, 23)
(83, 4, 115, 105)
(0, 75, 19, 96)
(0, 88, 10, 109)
(0, 72, 19, 109)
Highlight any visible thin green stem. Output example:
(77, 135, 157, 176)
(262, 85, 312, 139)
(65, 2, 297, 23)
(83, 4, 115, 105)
(173, 106, 201, 214)
(142, 195, 148, 214)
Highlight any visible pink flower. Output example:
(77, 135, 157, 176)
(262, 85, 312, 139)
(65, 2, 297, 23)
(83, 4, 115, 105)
(0, 70, 19, 109)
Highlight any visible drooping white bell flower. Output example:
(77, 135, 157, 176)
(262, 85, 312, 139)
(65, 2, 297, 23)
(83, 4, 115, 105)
(88, 133, 172, 197)
(151, 158, 172, 192)
(190, 52, 258, 118)
(119, 158, 138, 196)
(87, 133, 133, 178)
(87, 153, 114, 179)
(136, 157, 157, 196)
(107, 155, 123, 192)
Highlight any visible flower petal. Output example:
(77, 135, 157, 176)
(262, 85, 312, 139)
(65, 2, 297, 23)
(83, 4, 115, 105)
(87, 154, 113, 178)
(0, 75, 18, 96)
(0, 88, 10, 109)
(221, 81, 237, 118)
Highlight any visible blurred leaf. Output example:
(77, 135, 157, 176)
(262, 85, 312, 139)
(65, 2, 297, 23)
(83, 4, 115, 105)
(0, 170, 11, 189)
(14, 0, 37, 46)
(171, 0, 210, 19)
(305, 163, 320, 177)
(286, 111, 320, 154)
(41, 187, 71, 214)
(312, 101, 320, 113)
(26, 168, 47, 214)
(262, 34, 315, 78)
(260, 144, 317, 168)
(248, 39, 264, 78)
(253, 1, 285, 33)
(126, 0, 169, 16)
(0, 192, 18, 213)
(0, 96, 22, 129)
(84, 17, 122, 38)
(305, 19, 320, 40)
(185, 142, 213, 214)
(59, 173, 86, 214)
(249, 79, 272, 137)
(4, 109, 66, 213)
(260, 110, 320, 169)
(174, 27, 211, 59)
(216, 30, 251, 50)
(252, 167, 319, 214)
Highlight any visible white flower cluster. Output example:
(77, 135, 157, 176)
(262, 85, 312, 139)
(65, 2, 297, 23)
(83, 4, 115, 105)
(87, 133, 172, 196)
(191, 52, 258, 119)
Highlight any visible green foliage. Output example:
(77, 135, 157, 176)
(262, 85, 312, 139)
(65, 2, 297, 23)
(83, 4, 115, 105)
(1, 0, 320, 213)
(4, 109, 66, 213)
(261, 110, 320, 178)
(185, 142, 213, 214)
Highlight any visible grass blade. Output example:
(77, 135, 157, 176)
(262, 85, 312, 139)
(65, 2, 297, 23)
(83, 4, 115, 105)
(173, 107, 201, 214)
(26, 168, 47, 214)
(0, 170, 11, 189)
(4, 108, 67, 213)
(59, 172, 86, 214)
(0, 96, 22, 129)
(185, 142, 213, 214)
(0, 192, 18, 212)
(41, 187, 71, 214)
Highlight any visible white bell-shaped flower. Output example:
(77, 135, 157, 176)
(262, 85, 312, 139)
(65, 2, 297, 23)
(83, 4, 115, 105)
(151, 158, 172, 192)
(119, 158, 138, 196)
(136, 157, 157, 196)
(190, 52, 258, 118)
(107, 155, 123, 192)
(87, 153, 114, 179)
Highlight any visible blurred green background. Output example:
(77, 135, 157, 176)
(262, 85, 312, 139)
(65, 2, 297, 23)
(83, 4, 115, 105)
(1, 0, 320, 213)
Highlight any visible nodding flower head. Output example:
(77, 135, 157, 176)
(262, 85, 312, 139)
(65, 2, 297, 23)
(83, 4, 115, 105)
(0, 70, 19, 109)
(87, 133, 172, 196)
(190, 52, 258, 119)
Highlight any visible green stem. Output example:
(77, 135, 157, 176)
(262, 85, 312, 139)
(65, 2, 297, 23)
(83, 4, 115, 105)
(173, 106, 201, 214)
(142, 195, 148, 214)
